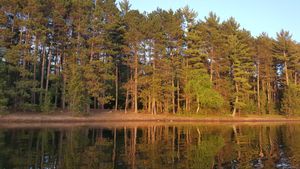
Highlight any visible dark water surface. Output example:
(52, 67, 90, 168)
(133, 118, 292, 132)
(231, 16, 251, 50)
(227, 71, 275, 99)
(0, 123, 300, 169)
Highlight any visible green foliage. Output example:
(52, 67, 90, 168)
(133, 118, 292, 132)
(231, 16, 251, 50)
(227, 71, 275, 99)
(0, 0, 299, 116)
(84, 60, 114, 106)
(185, 71, 223, 110)
(226, 31, 255, 115)
(281, 84, 300, 116)
(41, 91, 52, 113)
(66, 65, 90, 113)
(18, 103, 40, 112)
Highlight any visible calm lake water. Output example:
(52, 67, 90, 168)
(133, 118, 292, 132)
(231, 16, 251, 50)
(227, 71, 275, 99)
(0, 123, 300, 169)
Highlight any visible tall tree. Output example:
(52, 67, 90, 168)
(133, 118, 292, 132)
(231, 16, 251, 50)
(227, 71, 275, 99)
(223, 18, 255, 116)
(123, 10, 145, 113)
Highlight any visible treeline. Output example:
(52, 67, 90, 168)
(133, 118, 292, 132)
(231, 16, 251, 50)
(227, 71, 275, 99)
(0, 0, 299, 116)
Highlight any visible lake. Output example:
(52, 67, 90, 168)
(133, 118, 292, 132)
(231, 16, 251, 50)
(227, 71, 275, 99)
(0, 123, 299, 169)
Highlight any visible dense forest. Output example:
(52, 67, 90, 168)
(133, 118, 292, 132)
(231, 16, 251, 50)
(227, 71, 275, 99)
(0, 0, 300, 116)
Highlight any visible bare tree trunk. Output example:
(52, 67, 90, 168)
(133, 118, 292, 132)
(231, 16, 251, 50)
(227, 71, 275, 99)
(134, 52, 138, 113)
(172, 76, 175, 114)
(232, 83, 239, 117)
(177, 80, 180, 112)
(257, 62, 261, 114)
(54, 51, 59, 108)
(151, 56, 156, 115)
(32, 39, 38, 104)
(61, 50, 66, 109)
(62, 75, 66, 109)
(267, 81, 271, 113)
(115, 64, 119, 111)
(152, 97, 156, 115)
(165, 98, 169, 114)
(125, 89, 129, 114)
(148, 96, 151, 113)
(210, 48, 214, 82)
(284, 55, 289, 86)
(196, 100, 200, 113)
(171, 51, 176, 114)
(40, 47, 46, 104)
(45, 45, 52, 100)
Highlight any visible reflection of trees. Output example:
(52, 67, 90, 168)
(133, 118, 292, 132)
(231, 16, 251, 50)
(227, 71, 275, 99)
(0, 131, 10, 168)
(1, 125, 300, 168)
(216, 125, 285, 168)
(0, 129, 58, 168)
(187, 135, 224, 169)
(283, 125, 300, 168)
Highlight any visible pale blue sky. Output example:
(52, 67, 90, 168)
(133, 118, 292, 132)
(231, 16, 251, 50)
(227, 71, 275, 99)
(117, 0, 300, 42)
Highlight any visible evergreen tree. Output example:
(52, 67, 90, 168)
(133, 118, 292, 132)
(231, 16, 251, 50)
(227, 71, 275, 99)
(281, 84, 300, 116)
(223, 19, 255, 116)
(273, 30, 296, 87)
(255, 33, 276, 114)
(123, 10, 145, 113)
(0, 0, 299, 115)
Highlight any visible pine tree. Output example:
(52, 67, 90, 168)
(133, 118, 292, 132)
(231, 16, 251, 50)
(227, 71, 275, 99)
(183, 9, 223, 114)
(197, 12, 224, 83)
(273, 30, 296, 87)
(281, 84, 300, 116)
(123, 10, 145, 113)
(223, 18, 254, 116)
(255, 33, 276, 114)
(65, 0, 93, 113)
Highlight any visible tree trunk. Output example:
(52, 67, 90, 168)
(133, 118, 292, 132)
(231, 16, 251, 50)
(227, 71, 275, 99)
(257, 62, 261, 114)
(40, 47, 46, 104)
(54, 51, 59, 108)
(177, 80, 180, 112)
(196, 100, 200, 113)
(284, 54, 289, 86)
(148, 96, 151, 113)
(210, 48, 214, 82)
(45, 45, 52, 100)
(61, 50, 66, 109)
(172, 76, 175, 114)
(267, 81, 271, 113)
(134, 52, 138, 113)
(232, 83, 239, 117)
(125, 89, 129, 114)
(32, 39, 38, 104)
(152, 97, 156, 115)
(115, 63, 118, 111)
(62, 75, 66, 109)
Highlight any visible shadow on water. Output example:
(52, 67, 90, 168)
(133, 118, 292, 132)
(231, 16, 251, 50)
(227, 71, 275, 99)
(0, 124, 299, 169)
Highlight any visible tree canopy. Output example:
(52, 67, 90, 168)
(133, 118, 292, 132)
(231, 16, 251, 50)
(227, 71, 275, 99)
(0, 0, 299, 116)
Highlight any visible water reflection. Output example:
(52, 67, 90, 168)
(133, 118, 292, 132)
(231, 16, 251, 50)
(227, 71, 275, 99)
(0, 124, 299, 169)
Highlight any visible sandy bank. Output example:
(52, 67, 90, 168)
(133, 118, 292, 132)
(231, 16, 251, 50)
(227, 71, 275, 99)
(1, 111, 300, 123)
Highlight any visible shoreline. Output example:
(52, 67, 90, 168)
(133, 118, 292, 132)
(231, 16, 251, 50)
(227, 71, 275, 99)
(1, 111, 300, 123)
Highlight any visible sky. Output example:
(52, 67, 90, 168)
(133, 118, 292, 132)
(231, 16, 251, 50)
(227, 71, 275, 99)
(117, 0, 300, 42)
